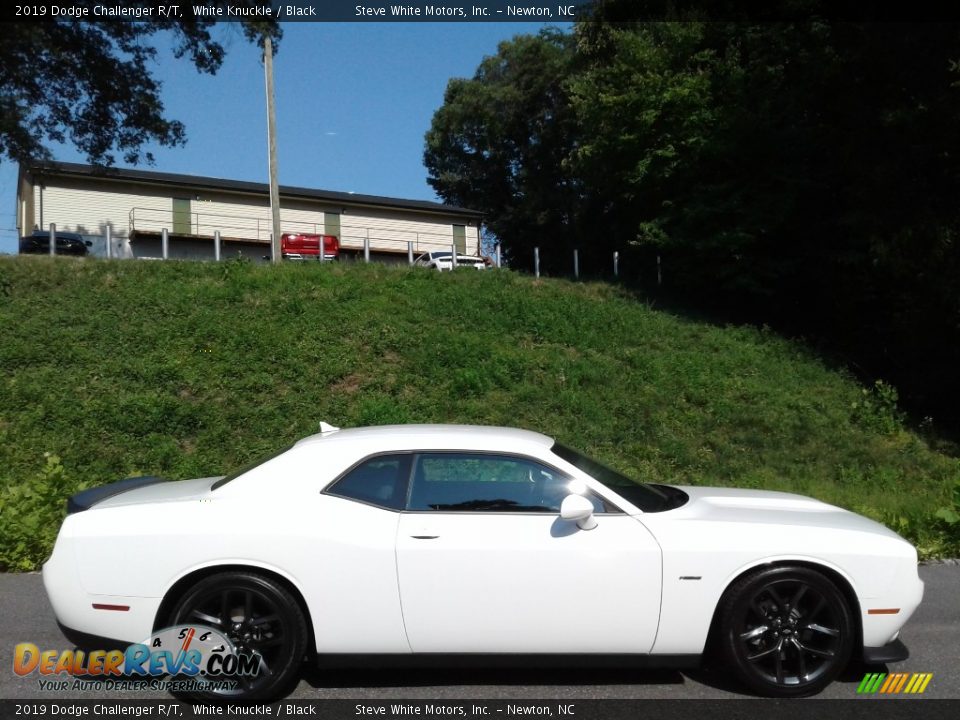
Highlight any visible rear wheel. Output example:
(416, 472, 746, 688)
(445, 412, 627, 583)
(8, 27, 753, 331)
(167, 572, 308, 701)
(718, 566, 854, 697)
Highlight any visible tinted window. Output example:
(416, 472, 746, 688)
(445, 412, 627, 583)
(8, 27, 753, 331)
(407, 453, 604, 513)
(327, 454, 411, 510)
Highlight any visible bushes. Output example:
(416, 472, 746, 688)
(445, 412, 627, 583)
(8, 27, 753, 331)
(0, 454, 79, 571)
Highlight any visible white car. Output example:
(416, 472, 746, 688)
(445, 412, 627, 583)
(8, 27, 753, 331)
(414, 250, 487, 270)
(43, 424, 923, 700)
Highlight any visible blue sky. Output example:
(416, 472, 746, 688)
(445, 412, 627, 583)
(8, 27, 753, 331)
(0, 21, 563, 254)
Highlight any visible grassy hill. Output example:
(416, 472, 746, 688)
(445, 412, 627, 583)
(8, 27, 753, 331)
(1, 256, 958, 569)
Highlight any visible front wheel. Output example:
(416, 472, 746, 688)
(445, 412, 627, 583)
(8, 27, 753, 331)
(167, 572, 308, 701)
(718, 566, 854, 697)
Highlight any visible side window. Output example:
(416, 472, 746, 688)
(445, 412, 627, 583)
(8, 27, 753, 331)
(326, 454, 411, 511)
(407, 453, 605, 513)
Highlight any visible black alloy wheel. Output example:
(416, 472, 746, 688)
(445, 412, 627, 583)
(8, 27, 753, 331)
(719, 566, 854, 697)
(168, 572, 308, 701)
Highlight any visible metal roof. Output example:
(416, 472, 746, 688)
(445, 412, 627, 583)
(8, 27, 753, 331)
(24, 161, 482, 220)
(296, 424, 555, 449)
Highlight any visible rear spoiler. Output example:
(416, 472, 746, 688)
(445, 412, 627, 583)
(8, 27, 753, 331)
(67, 476, 167, 514)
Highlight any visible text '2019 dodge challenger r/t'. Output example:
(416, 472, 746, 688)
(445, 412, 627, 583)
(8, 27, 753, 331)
(43, 424, 923, 700)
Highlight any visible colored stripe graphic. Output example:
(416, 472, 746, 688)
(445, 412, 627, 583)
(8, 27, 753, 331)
(858, 672, 932, 695)
(858, 673, 886, 694)
(893, 673, 910, 693)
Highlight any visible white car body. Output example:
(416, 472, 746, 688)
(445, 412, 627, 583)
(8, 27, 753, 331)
(414, 251, 486, 271)
(43, 424, 923, 697)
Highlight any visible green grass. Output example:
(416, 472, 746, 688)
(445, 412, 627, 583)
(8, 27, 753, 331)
(1, 256, 958, 569)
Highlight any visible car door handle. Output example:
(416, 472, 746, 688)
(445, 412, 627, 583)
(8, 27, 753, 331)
(410, 535, 440, 540)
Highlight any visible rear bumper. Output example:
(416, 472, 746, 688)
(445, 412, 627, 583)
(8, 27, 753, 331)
(863, 638, 909, 664)
(43, 527, 160, 645)
(57, 621, 128, 653)
(282, 253, 337, 261)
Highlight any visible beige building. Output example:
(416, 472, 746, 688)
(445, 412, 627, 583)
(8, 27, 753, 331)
(16, 162, 482, 262)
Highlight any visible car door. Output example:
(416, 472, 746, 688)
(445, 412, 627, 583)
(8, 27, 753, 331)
(395, 452, 662, 654)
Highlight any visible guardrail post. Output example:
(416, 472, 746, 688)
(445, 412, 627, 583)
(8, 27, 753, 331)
(574, 248, 580, 280)
(534, 246, 540, 278)
(408, 241, 414, 266)
(613, 251, 619, 278)
(496, 244, 502, 269)
(451, 241, 458, 269)
(657, 254, 662, 286)
(364, 230, 370, 263)
(161, 228, 169, 260)
(49, 223, 56, 256)
(214, 230, 221, 262)
(105, 226, 112, 259)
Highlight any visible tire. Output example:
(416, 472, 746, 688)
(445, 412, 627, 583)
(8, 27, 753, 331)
(167, 572, 308, 701)
(717, 565, 854, 697)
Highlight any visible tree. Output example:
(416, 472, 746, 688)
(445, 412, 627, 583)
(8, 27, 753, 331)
(0, 2, 280, 167)
(571, 10, 960, 420)
(425, 2, 960, 424)
(568, 21, 718, 272)
(424, 29, 579, 272)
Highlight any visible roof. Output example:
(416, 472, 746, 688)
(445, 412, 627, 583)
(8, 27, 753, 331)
(23, 161, 482, 220)
(295, 424, 555, 450)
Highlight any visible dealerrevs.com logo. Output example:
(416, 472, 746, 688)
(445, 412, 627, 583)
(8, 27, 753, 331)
(13, 625, 261, 693)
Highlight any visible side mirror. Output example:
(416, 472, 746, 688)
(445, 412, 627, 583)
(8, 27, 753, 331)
(560, 494, 598, 531)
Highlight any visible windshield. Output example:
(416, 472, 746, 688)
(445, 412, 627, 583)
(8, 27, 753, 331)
(550, 442, 676, 513)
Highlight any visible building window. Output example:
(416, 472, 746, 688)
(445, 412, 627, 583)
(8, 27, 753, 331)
(453, 224, 466, 254)
(172, 198, 192, 235)
(326, 211, 341, 239)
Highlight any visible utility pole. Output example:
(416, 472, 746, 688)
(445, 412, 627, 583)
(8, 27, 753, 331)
(264, 34, 282, 264)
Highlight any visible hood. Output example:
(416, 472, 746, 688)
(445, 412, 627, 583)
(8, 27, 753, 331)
(665, 485, 904, 540)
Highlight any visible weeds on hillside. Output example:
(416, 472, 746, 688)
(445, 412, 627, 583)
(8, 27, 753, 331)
(1, 257, 959, 567)
(851, 380, 903, 435)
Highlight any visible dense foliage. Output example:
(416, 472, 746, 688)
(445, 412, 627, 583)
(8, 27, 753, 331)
(424, 5, 960, 429)
(0, 257, 958, 569)
(0, 4, 279, 167)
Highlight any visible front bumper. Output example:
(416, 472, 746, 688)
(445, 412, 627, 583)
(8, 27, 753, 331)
(860, 568, 924, 649)
(863, 638, 909, 664)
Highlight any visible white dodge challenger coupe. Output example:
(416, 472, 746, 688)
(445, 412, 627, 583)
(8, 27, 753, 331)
(43, 424, 923, 700)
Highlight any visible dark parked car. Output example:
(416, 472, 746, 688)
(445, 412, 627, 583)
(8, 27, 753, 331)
(19, 230, 92, 256)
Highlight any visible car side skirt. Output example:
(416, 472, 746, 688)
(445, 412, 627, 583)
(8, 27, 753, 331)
(313, 654, 702, 670)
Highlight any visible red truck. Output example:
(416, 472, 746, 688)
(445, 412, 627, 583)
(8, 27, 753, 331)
(281, 232, 339, 261)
